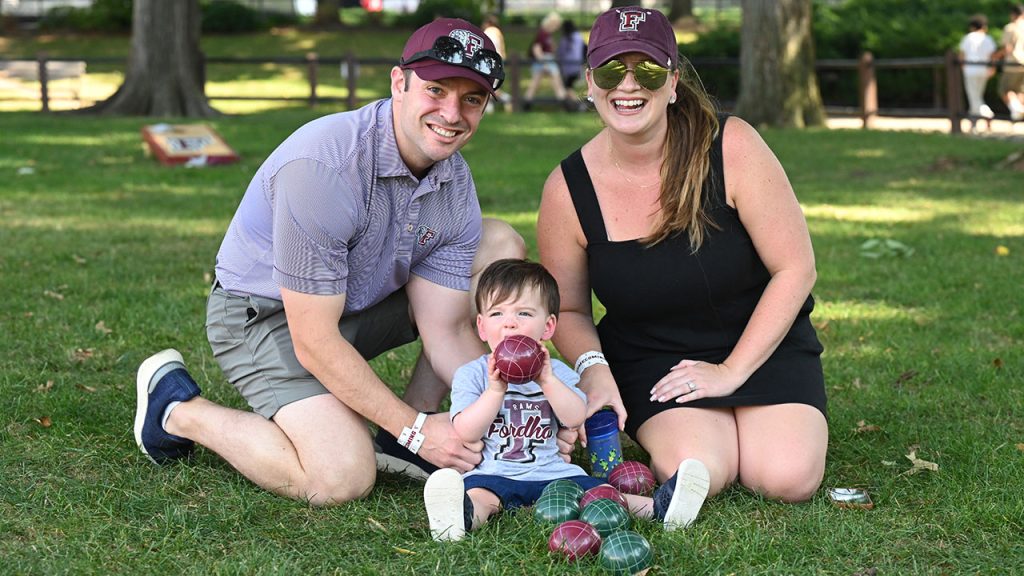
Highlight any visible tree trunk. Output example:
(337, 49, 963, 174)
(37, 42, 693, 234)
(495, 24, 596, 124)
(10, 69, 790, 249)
(735, 0, 825, 128)
(314, 0, 343, 28)
(667, 0, 693, 22)
(83, 0, 217, 117)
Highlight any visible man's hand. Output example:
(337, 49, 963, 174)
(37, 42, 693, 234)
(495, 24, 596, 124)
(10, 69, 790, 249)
(416, 413, 483, 473)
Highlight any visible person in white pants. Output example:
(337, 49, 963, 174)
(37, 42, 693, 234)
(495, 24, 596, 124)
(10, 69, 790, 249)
(959, 14, 998, 132)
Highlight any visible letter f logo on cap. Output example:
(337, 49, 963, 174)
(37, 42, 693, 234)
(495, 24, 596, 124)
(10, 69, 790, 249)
(619, 9, 646, 32)
(450, 29, 484, 57)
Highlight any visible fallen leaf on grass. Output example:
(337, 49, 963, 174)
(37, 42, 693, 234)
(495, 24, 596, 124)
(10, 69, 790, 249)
(903, 450, 938, 475)
(1016, 443, 1024, 452)
(894, 370, 918, 387)
(43, 290, 64, 301)
(95, 321, 112, 335)
(72, 254, 87, 264)
(367, 517, 385, 532)
(24, 312, 34, 318)
(36, 380, 54, 392)
(75, 383, 96, 393)
(855, 420, 882, 433)
(993, 358, 1004, 369)
(35, 416, 52, 428)
(392, 547, 415, 555)
(72, 348, 94, 362)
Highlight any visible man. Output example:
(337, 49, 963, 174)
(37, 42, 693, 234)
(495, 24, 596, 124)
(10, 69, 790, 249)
(133, 19, 527, 506)
(999, 5, 1024, 121)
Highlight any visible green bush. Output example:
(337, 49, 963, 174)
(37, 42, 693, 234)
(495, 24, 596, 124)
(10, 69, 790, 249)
(411, 0, 482, 28)
(38, 0, 132, 32)
(201, 0, 268, 34)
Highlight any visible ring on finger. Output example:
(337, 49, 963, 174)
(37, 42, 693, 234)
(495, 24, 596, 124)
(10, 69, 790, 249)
(686, 380, 697, 392)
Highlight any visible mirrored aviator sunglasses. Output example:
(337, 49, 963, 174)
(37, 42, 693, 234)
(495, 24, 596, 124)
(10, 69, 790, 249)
(402, 36, 506, 90)
(591, 59, 669, 91)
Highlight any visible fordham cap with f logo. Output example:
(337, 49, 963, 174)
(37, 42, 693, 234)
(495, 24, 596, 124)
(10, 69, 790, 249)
(586, 6, 677, 70)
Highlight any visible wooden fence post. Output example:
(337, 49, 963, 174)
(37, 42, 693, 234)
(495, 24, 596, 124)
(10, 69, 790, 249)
(345, 52, 358, 111)
(306, 52, 319, 108)
(858, 51, 876, 129)
(945, 50, 962, 134)
(38, 52, 50, 113)
(507, 53, 521, 112)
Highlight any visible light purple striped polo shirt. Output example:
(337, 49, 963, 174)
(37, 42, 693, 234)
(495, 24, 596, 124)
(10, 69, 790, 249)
(214, 99, 482, 313)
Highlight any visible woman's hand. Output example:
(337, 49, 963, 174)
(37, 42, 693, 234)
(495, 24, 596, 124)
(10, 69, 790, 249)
(576, 364, 627, 447)
(649, 360, 745, 404)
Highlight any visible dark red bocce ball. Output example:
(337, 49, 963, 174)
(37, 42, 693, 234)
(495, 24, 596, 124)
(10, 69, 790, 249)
(608, 461, 657, 497)
(493, 335, 544, 384)
(580, 485, 628, 509)
(548, 520, 602, 561)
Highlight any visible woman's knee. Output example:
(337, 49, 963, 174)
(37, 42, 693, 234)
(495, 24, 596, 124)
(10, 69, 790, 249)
(741, 457, 824, 503)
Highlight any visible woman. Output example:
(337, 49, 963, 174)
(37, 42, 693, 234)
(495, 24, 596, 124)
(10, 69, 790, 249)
(537, 6, 828, 509)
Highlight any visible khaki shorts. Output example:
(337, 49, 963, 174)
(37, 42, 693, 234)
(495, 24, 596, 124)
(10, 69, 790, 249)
(206, 285, 417, 419)
(998, 67, 1024, 94)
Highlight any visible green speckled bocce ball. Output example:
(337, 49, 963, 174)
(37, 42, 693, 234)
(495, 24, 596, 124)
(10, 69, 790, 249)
(541, 479, 585, 501)
(534, 491, 582, 524)
(599, 530, 653, 575)
(578, 498, 631, 536)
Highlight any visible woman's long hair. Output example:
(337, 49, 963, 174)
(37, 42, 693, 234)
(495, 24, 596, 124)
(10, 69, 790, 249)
(643, 54, 719, 251)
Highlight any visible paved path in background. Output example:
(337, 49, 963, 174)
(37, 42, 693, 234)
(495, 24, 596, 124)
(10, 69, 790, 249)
(827, 115, 1024, 142)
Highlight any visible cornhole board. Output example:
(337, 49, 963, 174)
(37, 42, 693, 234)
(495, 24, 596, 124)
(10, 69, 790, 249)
(141, 123, 240, 166)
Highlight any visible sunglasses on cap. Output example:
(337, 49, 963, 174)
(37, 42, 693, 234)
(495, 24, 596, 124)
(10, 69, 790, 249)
(591, 59, 670, 91)
(401, 36, 506, 90)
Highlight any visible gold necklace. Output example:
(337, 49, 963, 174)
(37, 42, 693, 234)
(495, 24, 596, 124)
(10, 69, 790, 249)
(608, 143, 661, 189)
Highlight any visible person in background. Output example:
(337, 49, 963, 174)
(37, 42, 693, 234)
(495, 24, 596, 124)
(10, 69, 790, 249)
(523, 11, 574, 112)
(482, 13, 512, 112)
(538, 6, 828, 508)
(557, 18, 587, 106)
(959, 14, 998, 132)
(998, 5, 1024, 121)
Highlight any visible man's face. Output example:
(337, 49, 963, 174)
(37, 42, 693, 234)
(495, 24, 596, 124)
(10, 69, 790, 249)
(390, 68, 489, 178)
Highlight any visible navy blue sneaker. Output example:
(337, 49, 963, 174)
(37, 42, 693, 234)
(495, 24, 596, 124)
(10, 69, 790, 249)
(374, 426, 438, 481)
(134, 349, 201, 465)
(653, 458, 711, 531)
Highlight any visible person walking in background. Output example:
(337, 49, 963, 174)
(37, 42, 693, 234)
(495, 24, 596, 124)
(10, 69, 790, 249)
(557, 18, 587, 105)
(482, 13, 512, 112)
(523, 11, 574, 111)
(959, 14, 998, 132)
(538, 6, 828, 506)
(998, 5, 1024, 121)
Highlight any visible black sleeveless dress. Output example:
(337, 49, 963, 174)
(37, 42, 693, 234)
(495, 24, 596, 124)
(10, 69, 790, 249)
(559, 115, 827, 440)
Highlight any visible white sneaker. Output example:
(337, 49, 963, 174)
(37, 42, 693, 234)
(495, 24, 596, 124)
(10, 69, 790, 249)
(662, 458, 711, 531)
(980, 104, 995, 119)
(1010, 100, 1024, 122)
(424, 468, 466, 541)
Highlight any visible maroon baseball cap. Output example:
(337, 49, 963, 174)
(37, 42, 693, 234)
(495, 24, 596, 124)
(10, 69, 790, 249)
(400, 18, 503, 94)
(587, 7, 677, 69)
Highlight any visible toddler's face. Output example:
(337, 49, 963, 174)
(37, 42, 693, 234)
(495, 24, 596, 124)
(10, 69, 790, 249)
(476, 287, 556, 350)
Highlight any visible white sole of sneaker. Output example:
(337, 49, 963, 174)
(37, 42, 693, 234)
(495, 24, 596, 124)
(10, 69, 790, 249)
(134, 349, 184, 463)
(423, 468, 466, 542)
(376, 452, 431, 481)
(664, 458, 711, 531)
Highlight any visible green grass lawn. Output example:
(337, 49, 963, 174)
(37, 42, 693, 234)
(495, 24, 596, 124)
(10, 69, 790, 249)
(1, 106, 1023, 574)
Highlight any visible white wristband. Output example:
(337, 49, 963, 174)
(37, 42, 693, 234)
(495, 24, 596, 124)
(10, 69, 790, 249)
(574, 351, 609, 375)
(398, 412, 428, 455)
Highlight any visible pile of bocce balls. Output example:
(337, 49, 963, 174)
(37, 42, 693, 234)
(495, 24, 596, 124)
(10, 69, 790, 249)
(537, 461, 658, 575)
